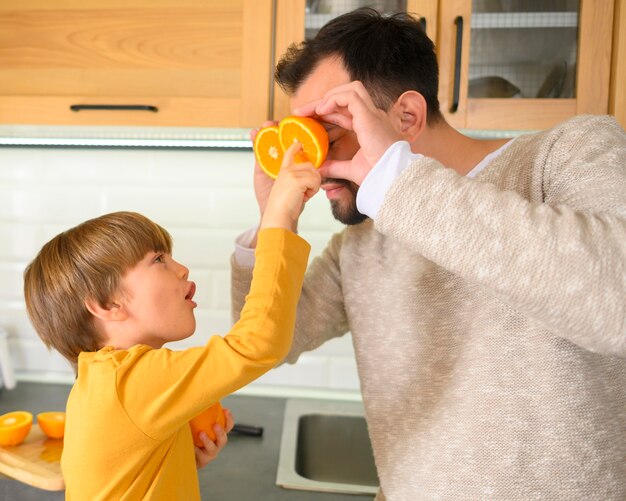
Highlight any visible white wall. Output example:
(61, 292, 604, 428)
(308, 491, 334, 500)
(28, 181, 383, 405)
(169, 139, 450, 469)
(0, 146, 361, 398)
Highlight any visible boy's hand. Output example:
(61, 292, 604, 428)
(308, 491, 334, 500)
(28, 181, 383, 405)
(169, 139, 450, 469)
(195, 408, 234, 469)
(260, 141, 322, 233)
(294, 81, 402, 186)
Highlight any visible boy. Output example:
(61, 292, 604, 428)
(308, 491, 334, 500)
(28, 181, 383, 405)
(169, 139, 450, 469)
(24, 143, 320, 500)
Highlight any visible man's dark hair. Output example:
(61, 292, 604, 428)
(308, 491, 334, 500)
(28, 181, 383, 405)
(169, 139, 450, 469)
(276, 8, 442, 124)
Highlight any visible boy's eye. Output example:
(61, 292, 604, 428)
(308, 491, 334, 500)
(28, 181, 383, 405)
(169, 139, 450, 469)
(153, 254, 164, 263)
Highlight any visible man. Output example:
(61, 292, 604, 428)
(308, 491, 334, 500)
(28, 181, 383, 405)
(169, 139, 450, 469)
(232, 9, 626, 501)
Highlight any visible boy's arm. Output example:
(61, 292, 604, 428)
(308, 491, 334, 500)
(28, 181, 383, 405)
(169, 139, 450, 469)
(119, 144, 321, 440)
(232, 229, 351, 365)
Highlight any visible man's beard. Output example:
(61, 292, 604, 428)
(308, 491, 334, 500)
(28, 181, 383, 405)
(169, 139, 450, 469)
(327, 179, 369, 226)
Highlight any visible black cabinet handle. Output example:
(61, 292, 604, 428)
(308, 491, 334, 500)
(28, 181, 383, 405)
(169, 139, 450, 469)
(419, 16, 426, 32)
(70, 104, 159, 112)
(450, 16, 463, 113)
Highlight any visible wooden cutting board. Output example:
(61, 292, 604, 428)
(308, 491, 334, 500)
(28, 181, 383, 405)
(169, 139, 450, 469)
(0, 424, 64, 491)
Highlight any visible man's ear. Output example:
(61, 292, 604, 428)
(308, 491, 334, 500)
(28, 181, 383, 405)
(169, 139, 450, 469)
(84, 297, 128, 322)
(393, 90, 427, 142)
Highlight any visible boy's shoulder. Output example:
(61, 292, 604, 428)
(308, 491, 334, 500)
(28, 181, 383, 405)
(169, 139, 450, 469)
(78, 344, 155, 369)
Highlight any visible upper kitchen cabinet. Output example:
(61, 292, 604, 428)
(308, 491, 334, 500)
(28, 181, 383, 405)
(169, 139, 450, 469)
(0, 0, 273, 128)
(273, 0, 413, 120)
(274, 0, 620, 131)
(430, 0, 615, 130)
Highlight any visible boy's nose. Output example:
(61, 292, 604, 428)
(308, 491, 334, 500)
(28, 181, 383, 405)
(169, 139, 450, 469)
(172, 258, 189, 279)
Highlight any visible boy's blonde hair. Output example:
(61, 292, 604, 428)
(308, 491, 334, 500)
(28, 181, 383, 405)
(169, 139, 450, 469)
(24, 211, 172, 365)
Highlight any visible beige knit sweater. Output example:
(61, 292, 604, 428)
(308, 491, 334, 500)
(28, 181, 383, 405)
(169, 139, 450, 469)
(232, 115, 626, 500)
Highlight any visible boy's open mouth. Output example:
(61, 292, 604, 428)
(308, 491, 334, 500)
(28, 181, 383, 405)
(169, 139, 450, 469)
(185, 282, 196, 303)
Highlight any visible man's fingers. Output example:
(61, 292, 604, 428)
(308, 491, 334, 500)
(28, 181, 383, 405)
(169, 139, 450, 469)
(294, 99, 322, 117)
(318, 158, 354, 181)
(316, 90, 370, 121)
(250, 120, 279, 142)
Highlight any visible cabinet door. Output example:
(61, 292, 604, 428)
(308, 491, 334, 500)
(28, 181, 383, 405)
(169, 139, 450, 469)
(437, 0, 615, 130)
(0, 0, 273, 128)
(610, 0, 626, 128)
(273, 0, 306, 121)
(273, 0, 419, 121)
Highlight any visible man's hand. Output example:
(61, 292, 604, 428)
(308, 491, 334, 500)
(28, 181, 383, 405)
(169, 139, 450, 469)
(294, 81, 402, 185)
(250, 122, 278, 220)
(195, 407, 234, 469)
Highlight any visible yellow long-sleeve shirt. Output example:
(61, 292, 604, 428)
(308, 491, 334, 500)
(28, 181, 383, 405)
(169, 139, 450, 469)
(62, 228, 310, 500)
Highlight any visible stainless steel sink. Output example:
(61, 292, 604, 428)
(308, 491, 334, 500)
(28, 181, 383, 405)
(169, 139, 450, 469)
(276, 399, 379, 495)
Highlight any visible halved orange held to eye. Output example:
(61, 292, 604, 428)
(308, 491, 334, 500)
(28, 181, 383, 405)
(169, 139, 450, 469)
(253, 125, 283, 179)
(278, 116, 329, 168)
(253, 116, 329, 179)
(189, 402, 226, 446)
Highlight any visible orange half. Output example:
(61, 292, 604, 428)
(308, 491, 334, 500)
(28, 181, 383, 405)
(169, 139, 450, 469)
(278, 116, 329, 168)
(189, 402, 226, 446)
(253, 125, 284, 179)
(37, 411, 66, 439)
(0, 411, 33, 446)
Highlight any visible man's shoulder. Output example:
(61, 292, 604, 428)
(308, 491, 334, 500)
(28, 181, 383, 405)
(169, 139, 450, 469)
(547, 114, 625, 141)
(512, 114, 625, 157)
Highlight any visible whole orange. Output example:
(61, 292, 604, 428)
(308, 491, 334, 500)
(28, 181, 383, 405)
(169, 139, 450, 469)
(189, 402, 226, 446)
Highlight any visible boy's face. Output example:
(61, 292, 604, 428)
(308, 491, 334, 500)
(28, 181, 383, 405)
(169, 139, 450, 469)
(291, 56, 367, 225)
(116, 251, 197, 348)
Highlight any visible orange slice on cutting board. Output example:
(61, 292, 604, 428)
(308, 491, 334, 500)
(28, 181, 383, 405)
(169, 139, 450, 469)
(189, 402, 226, 446)
(0, 411, 33, 447)
(37, 412, 66, 440)
(253, 116, 329, 179)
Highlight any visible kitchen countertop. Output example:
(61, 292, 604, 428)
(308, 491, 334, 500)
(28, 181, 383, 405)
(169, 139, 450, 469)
(0, 382, 374, 500)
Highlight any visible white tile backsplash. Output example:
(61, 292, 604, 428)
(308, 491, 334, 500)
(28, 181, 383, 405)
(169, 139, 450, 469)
(0, 145, 358, 397)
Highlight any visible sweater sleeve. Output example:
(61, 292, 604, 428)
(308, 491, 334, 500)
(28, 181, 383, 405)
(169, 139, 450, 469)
(117, 228, 310, 441)
(375, 116, 626, 357)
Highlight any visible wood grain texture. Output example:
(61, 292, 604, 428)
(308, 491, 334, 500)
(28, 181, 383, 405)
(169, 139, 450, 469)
(436, 0, 472, 129)
(407, 0, 438, 45)
(576, 0, 614, 115)
(0, 0, 272, 127)
(610, 0, 626, 127)
(272, 0, 306, 121)
(0, 425, 64, 492)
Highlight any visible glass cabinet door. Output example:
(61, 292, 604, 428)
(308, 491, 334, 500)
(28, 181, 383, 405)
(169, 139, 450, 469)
(304, 1, 408, 39)
(467, 0, 579, 101)
(437, 0, 614, 130)
(273, 0, 614, 130)
(273, 0, 411, 118)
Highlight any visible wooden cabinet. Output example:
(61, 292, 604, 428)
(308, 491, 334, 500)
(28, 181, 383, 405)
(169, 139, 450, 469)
(0, 0, 273, 128)
(274, 0, 622, 131)
(610, 0, 626, 127)
(2, 0, 622, 130)
(417, 0, 615, 130)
